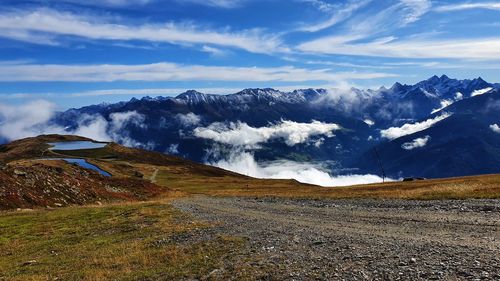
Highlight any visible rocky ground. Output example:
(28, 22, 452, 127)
(0, 161, 163, 209)
(173, 196, 500, 280)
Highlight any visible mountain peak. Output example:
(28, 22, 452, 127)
(440, 74, 450, 80)
(175, 90, 205, 99)
(473, 76, 487, 83)
(425, 74, 450, 84)
(390, 82, 406, 92)
(238, 88, 280, 94)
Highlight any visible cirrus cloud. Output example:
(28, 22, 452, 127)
(435, 2, 500, 12)
(0, 61, 396, 83)
(0, 8, 285, 54)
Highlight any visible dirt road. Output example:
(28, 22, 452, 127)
(173, 196, 500, 280)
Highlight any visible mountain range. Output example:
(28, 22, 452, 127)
(45, 75, 500, 181)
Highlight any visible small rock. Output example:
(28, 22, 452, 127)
(14, 169, 27, 177)
(22, 260, 37, 266)
(207, 269, 222, 277)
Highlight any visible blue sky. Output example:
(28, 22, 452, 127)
(0, 0, 499, 108)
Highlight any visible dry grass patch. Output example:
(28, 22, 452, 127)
(149, 167, 500, 200)
(0, 201, 244, 280)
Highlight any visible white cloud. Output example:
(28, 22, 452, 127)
(401, 135, 430, 150)
(298, 36, 500, 59)
(56, 0, 153, 7)
(431, 92, 464, 114)
(431, 99, 453, 114)
(299, 0, 336, 12)
(0, 100, 150, 148)
(380, 113, 451, 140)
(176, 113, 201, 127)
(297, 0, 372, 32)
(364, 119, 375, 126)
(0, 101, 112, 142)
(490, 124, 500, 133)
(0, 9, 284, 54)
(211, 150, 388, 187)
(201, 45, 229, 57)
(399, 0, 432, 24)
(110, 111, 146, 130)
(194, 120, 340, 147)
(0, 100, 63, 141)
(72, 114, 111, 142)
(435, 2, 500, 12)
(0, 61, 396, 82)
(471, 87, 493, 97)
(313, 87, 374, 113)
(180, 0, 245, 8)
(298, 0, 430, 35)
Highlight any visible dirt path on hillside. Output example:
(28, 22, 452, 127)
(172, 196, 500, 280)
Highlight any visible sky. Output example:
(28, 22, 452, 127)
(0, 0, 500, 109)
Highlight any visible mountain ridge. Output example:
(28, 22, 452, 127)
(25, 76, 500, 180)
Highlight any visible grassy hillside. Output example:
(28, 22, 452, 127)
(145, 164, 500, 200)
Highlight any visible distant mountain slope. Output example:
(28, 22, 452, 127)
(49, 76, 500, 179)
(356, 89, 500, 178)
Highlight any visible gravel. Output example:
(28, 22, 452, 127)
(173, 196, 500, 280)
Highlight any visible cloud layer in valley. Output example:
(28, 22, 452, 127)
(195, 119, 391, 186)
(212, 150, 387, 187)
(194, 120, 340, 147)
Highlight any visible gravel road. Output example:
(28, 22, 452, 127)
(172, 196, 500, 280)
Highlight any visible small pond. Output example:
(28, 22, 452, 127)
(48, 141, 107, 151)
(41, 158, 111, 177)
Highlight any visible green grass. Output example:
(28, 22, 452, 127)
(0, 201, 245, 281)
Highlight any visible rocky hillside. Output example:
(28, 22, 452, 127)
(0, 135, 243, 210)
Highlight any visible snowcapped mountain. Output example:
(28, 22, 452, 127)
(53, 76, 500, 179)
